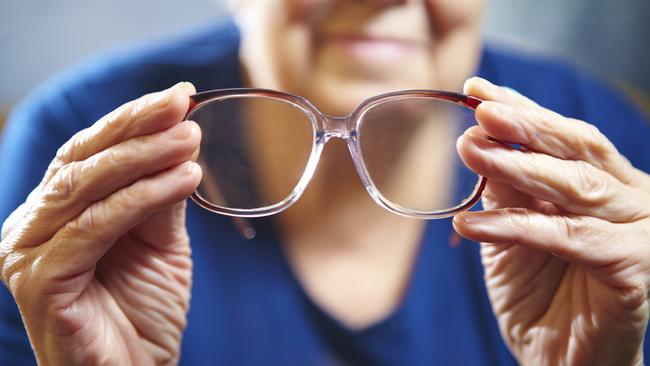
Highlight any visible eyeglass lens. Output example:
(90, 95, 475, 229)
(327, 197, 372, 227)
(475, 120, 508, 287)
(359, 97, 479, 213)
(190, 96, 314, 210)
(188, 95, 480, 216)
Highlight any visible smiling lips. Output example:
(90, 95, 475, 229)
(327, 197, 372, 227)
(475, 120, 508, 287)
(323, 34, 427, 64)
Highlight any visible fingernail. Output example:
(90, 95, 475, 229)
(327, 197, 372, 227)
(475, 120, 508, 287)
(457, 213, 482, 224)
(456, 133, 465, 149)
(185, 161, 197, 175)
(464, 77, 495, 94)
(174, 81, 196, 95)
(152, 82, 195, 108)
(187, 121, 200, 139)
(148, 88, 173, 107)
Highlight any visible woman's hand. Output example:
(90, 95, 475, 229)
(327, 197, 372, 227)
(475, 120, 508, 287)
(454, 77, 650, 366)
(0, 82, 202, 366)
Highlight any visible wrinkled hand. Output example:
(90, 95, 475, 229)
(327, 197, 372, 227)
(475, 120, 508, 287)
(0, 83, 202, 366)
(454, 77, 650, 366)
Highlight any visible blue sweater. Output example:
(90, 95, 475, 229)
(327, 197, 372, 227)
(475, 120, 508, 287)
(1, 19, 650, 365)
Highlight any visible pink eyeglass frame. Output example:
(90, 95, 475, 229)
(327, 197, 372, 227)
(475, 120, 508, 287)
(187, 88, 487, 219)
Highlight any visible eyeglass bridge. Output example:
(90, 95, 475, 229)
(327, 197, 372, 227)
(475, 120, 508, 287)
(320, 115, 354, 141)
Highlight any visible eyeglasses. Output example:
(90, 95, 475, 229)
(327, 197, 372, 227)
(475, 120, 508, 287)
(186, 88, 486, 220)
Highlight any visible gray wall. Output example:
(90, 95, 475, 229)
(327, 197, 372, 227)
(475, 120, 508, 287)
(484, 0, 650, 95)
(0, 0, 225, 111)
(1, 0, 649, 111)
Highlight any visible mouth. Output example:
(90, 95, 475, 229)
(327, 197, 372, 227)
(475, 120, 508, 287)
(321, 33, 428, 64)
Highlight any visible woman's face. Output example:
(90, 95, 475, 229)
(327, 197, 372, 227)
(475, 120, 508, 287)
(234, 0, 485, 115)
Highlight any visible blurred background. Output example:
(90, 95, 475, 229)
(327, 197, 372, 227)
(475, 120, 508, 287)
(1, 0, 649, 129)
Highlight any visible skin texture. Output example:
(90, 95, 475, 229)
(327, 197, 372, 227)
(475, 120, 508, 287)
(0, 1, 649, 365)
(454, 77, 650, 366)
(0, 83, 201, 365)
(235, 0, 484, 114)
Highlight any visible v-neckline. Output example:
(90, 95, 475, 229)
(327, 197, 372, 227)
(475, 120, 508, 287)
(267, 218, 454, 336)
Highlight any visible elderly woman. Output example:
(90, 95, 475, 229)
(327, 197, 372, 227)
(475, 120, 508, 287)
(1, 0, 650, 365)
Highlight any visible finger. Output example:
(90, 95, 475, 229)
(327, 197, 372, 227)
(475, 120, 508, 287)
(458, 126, 650, 222)
(465, 77, 635, 183)
(480, 180, 556, 214)
(14, 121, 201, 247)
(476, 101, 636, 183)
(38, 161, 201, 282)
(453, 208, 647, 288)
(42, 82, 196, 186)
(130, 200, 191, 251)
(464, 76, 540, 109)
(481, 180, 533, 209)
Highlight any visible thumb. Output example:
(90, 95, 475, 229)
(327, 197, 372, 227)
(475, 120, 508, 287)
(131, 200, 191, 251)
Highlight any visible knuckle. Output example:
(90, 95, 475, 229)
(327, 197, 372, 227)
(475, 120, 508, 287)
(42, 162, 81, 202)
(558, 216, 596, 254)
(116, 184, 146, 213)
(119, 133, 159, 164)
(55, 128, 90, 164)
(116, 91, 162, 123)
(54, 139, 75, 164)
(91, 99, 138, 139)
(516, 107, 545, 146)
(64, 184, 146, 244)
(535, 108, 557, 130)
(93, 92, 165, 140)
(8, 260, 36, 305)
(63, 204, 115, 249)
(6, 271, 28, 303)
(46, 303, 87, 337)
(501, 207, 534, 240)
(617, 284, 648, 311)
(503, 207, 529, 223)
(103, 99, 138, 129)
(44, 156, 66, 183)
(105, 143, 139, 168)
(577, 121, 614, 159)
(106, 103, 128, 126)
(67, 205, 102, 241)
(521, 119, 541, 147)
(581, 122, 606, 147)
(568, 161, 611, 206)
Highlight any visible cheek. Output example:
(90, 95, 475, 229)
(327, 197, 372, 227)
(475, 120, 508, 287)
(425, 0, 484, 33)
